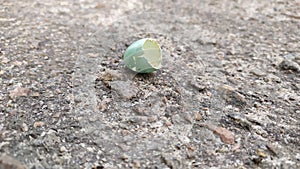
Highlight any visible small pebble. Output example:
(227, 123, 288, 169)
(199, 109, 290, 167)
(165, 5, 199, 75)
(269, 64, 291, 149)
(21, 123, 28, 132)
(256, 149, 267, 158)
(132, 160, 141, 169)
(86, 147, 94, 152)
(60, 146, 67, 153)
(121, 154, 129, 161)
(52, 112, 61, 118)
(165, 120, 172, 127)
(33, 121, 45, 128)
(9, 87, 30, 99)
(194, 112, 203, 121)
(279, 59, 300, 72)
(250, 69, 265, 76)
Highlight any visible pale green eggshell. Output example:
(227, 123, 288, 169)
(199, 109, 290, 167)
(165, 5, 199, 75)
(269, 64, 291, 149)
(124, 38, 162, 73)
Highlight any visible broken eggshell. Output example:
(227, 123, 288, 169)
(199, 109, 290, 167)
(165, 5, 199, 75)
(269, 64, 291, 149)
(124, 38, 162, 73)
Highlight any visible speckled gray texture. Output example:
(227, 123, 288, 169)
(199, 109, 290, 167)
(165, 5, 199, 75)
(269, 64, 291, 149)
(1, 0, 299, 168)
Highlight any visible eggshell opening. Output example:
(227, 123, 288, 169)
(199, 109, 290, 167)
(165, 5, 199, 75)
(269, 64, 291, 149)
(142, 39, 162, 69)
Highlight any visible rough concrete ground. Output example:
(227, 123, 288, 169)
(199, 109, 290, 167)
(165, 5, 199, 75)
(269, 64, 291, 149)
(0, 0, 299, 168)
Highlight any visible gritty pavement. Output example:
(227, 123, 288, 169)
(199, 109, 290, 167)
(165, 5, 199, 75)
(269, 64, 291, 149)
(0, 0, 300, 168)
